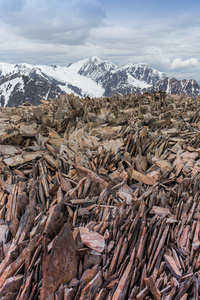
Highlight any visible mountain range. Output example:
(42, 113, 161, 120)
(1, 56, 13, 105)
(0, 56, 199, 107)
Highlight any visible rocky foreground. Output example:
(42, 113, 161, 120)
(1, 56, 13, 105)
(0, 92, 200, 299)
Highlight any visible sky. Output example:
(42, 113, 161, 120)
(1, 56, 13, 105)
(0, 0, 200, 82)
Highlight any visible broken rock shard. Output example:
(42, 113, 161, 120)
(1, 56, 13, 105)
(41, 223, 78, 300)
(0, 92, 199, 299)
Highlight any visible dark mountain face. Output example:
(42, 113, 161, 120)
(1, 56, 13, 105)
(78, 57, 166, 97)
(0, 57, 199, 107)
(146, 77, 200, 97)
(0, 74, 62, 106)
(0, 70, 63, 107)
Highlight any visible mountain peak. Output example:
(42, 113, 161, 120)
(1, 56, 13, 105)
(0, 57, 199, 107)
(90, 56, 102, 62)
(87, 56, 116, 69)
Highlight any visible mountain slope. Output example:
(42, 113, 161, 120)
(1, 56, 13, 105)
(78, 57, 165, 96)
(0, 57, 199, 107)
(146, 77, 200, 97)
(0, 70, 63, 107)
(0, 60, 104, 106)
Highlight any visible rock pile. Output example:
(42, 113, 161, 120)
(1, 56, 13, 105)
(0, 92, 200, 299)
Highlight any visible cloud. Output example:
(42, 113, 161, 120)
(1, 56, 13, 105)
(171, 58, 199, 69)
(0, 1, 200, 83)
(87, 18, 200, 79)
(0, 0, 105, 44)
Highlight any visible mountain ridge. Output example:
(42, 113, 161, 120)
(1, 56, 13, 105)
(0, 57, 199, 106)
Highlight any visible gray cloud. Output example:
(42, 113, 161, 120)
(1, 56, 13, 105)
(0, 1, 200, 83)
(86, 15, 200, 83)
(0, 0, 105, 43)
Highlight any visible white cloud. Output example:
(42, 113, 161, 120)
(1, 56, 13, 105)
(171, 58, 199, 69)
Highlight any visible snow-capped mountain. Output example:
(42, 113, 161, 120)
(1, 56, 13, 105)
(146, 77, 200, 97)
(78, 57, 165, 96)
(0, 57, 199, 107)
(0, 64, 63, 107)
(0, 60, 104, 107)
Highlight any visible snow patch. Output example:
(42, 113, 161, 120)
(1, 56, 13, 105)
(127, 73, 151, 89)
(0, 76, 24, 106)
(38, 63, 104, 98)
(0, 62, 16, 76)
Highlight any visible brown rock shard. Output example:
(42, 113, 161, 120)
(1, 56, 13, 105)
(41, 223, 78, 300)
(78, 227, 106, 253)
(19, 124, 37, 137)
(164, 254, 182, 280)
(149, 206, 171, 216)
(0, 93, 200, 299)
(0, 145, 21, 156)
(0, 274, 23, 297)
(132, 168, 157, 185)
(144, 276, 161, 300)
(79, 271, 103, 300)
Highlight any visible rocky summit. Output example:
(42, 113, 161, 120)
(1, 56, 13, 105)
(0, 57, 200, 107)
(0, 92, 200, 299)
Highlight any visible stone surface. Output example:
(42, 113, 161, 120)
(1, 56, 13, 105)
(41, 223, 78, 300)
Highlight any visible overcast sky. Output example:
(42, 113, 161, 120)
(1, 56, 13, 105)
(0, 0, 200, 82)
